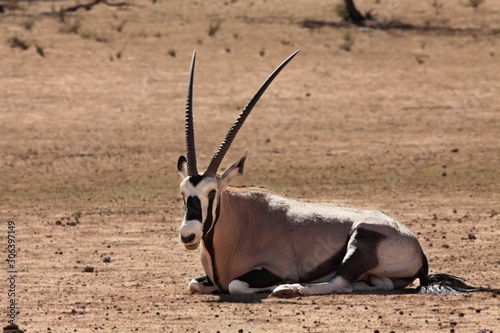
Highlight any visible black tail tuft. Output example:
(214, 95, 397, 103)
(418, 273, 495, 295)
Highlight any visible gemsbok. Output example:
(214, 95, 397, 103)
(177, 50, 494, 296)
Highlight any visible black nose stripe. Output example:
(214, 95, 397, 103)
(186, 196, 202, 221)
(181, 234, 196, 243)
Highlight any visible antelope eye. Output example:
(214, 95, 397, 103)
(208, 190, 217, 199)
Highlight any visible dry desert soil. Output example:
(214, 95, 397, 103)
(0, 0, 499, 332)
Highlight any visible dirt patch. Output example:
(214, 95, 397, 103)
(0, 0, 499, 332)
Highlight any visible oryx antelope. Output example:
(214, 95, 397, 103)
(177, 50, 491, 296)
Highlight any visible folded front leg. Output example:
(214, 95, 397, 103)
(188, 275, 218, 294)
(228, 268, 282, 294)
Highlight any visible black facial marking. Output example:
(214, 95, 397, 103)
(181, 233, 195, 244)
(186, 196, 202, 222)
(188, 175, 205, 186)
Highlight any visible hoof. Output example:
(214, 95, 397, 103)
(271, 284, 303, 297)
(188, 279, 202, 293)
(188, 278, 217, 294)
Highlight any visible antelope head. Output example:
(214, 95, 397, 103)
(177, 50, 299, 250)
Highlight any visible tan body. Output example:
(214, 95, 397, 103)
(196, 187, 425, 294)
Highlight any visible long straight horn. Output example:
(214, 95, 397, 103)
(204, 50, 299, 177)
(185, 50, 198, 176)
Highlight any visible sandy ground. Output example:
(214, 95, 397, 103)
(0, 0, 499, 332)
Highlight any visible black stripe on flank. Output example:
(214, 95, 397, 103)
(299, 228, 387, 283)
(300, 239, 348, 283)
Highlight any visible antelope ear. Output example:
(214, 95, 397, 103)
(220, 153, 247, 184)
(177, 156, 188, 179)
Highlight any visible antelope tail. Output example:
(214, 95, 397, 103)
(417, 273, 495, 295)
(414, 254, 497, 295)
